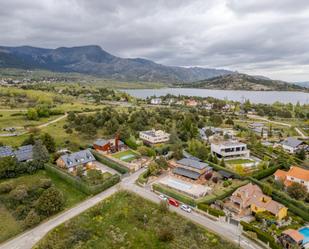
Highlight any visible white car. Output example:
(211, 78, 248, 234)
(159, 194, 168, 201)
(180, 204, 192, 213)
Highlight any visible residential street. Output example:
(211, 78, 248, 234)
(0, 169, 262, 249)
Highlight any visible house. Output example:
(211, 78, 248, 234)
(211, 140, 250, 159)
(248, 123, 268, 139)
(56, 149, 96, 174)
(218, 170, 234, 180)
(150, 98, 162, 105)
(274, 166, 309, 191)
(139, 129, 170, 145)
(229, 183, 287, 220)
(0, 145, 33, 162)
(93, 136, 126, 153)
(279, 137, 308, 153)
(279, 229, 304, 249)
(186, 99, 198, 107)
(170, 158, 212, 180)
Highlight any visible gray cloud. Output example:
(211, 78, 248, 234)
(1, 0, 309, 81)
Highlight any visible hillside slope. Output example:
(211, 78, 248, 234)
(0, 45, 231, 83)
(177, 73, 307, 91)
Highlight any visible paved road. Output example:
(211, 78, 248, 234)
(0, 169, 262, 249)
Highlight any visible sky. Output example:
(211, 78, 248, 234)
(1, 0, 309, 82)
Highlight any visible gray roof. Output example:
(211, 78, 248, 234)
(218, 170, 234, 178)
(281, 137, 304, 148)
(94, 139, 109, 146)
(15, 145, 33, 162)
(60, 149, 95, 168)
(173, 167, 200, 180)
(176, 158, 210, 170)
(0, 146, 14, 157)
(0, 145, 33, 162)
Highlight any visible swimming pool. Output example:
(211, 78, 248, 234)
(299, 227, 309, 245)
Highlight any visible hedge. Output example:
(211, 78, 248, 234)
(92, 150, 129, 174)
(240, 221, 282, 249)
(251, 165, 281, 180)
(44, 164, 120, 195)
(137, 170, 149, 185)
(249, 177, 309, 221)
(153, 184, 196, 207)
(197, 203, 225, 217)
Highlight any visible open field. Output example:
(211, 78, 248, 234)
(112, 149, 140, 162)
(0, 170, 88, 243)
(34, 191, 238, 249)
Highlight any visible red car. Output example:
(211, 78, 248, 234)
(168, 198, 179, 207)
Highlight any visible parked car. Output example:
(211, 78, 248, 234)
(159, 194, 167, 201)
(180, 204, 192, 213)
(168, 198, 179, 207)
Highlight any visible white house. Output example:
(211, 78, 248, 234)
(211, 140, 250, 159)
(150, 98, 162, 105)
(274, 166, 309, 191)
(139, 129, 170, 144)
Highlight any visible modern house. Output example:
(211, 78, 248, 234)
(211, 140, 250, 159)
(229, 183, 287, 220)
(150, 98, 162, 105)
(274, 166, 309, 191)
(93, 136, 126, 153)
(279, 137, 308, 153)
(170, 158, 212, 180)
(139, 129, 170, 145)
(0, 145, 33, 162)
(56, 149, 96, 174)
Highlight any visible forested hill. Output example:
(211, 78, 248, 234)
(176, 73, 308, 91)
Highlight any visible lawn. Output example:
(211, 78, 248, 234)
(225, 158, 254, 165)
(112, 149, 140, 162)
(34, 191, 238, 249)
(0, 170, 87, 243)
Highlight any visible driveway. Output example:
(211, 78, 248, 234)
(94, 161, 120, 175)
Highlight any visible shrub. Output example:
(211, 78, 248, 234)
(158, 227, 174, 242)
(39, 179, 52, 189)
(205, 172, 213, 180)
(24, 209, 41, 228)
(0, 182, 14, 194)
(212, 177, 218, 183)
(10, 185, 28, 201)
(36, 187, 65, 216)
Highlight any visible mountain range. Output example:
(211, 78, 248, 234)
(0, 45, 231, 83)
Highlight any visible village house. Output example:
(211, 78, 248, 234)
(150, 98, 162, 105)
(274, 166, 309, 191)
(211, 139, 250, 159)
(0, 145, 33, 162)
(139, 129, 170, 145)
(228, 183, 287, 220)
(279, 229, 304, 249)
(93, 136, 126, 153)
(278, 137, 308, 154)
(248, 122, 268, 139)
(56, 149, 96, 174)
(186, 99, 198, 107)
(169, 158, 212, 181)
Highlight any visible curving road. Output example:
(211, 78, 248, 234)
(0, 169, 262, 249)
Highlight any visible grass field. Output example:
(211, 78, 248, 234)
(225, 158, 255, 165)
(112, 149, 140, 162)
(0, 170, 88, 243)
(34, 191, 238, 249)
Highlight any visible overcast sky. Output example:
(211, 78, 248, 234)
(1, 0, 309, 82)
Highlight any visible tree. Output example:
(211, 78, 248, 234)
(220, 158, 225, 167)
(148, 161, 160, 176)
(41, 133, 56, 153)
(0, 156, 18, 178)
(21, 134, 36, 146)
(225, 118, 234, 125)
(76, 166, 84, 178)
(287, 182, 307, 200)
(10, 185, 28, 202)
(171, 143, 183, 160)
(296, 149, 306, 160)
(27, 108, 38, 120)
(33, 139, 49, 163)
(209, 114, 223, 126)
(36, 187, 64, 216)
(155, 156, 168, 170)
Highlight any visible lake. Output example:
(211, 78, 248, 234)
(123, 88, 309, 104)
